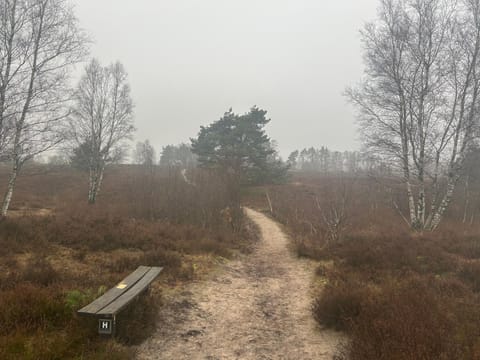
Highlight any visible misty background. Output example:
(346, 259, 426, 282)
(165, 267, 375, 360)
(73, 0, 378, 158)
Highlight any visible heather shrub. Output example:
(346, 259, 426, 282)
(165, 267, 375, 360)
(340, 278, 461, 360)
(458, 261, 480, 292)
(332, 234, 457, 275)
(312, 278, 368, 331)
(0, 284, 69, 335)
(442, 235, 480, 259)
(20, 258, 60, 287)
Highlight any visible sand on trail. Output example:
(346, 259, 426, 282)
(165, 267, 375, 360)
(137, 208, 342, 360)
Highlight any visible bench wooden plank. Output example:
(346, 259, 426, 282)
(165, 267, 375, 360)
(97, 266, 163, 316)
(78, 266, 151, 316)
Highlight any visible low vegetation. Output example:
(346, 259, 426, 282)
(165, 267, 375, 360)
(264, 173, 480, 360)
(0, 165, 255, 359)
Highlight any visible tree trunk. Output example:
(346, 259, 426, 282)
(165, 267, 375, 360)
(463, 175, 470, 224)
(96, 166, 105, 196)
(0, 2, 44, 215)
(406, 181, 418, 229)
(88, 168, 99, 204)
(418, 185, 426, 230)
(429, 176, 458, 231)
(88, 165, 105, 204)
(1, 160, 19, 216)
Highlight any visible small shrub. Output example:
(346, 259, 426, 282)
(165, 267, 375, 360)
(107, 255, 142, 273)
(72, 248, 87, 262)
(312, 278, 367, 331)
(194, 237, 231, 257)
(142, 249, 182, 270)
(458, 261, 480, 292)
(441, 234, 480, 259)
(315, 264, 328, 277)
(0, 284, 69, 335)
(20, 258, 59, 287)
(295, 236, 326, 260)
(178, 263, 195, 281)
(65, 286, 107, 311)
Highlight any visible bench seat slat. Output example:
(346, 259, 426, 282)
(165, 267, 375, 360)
(97, 267, 163, 316)
(78, 266, 151, 316)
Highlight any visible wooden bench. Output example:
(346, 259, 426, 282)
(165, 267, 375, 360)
(78, 266, 163, 335)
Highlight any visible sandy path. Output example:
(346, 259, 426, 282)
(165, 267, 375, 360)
(137, 208, 341, 360)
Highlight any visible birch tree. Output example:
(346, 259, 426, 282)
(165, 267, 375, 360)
(68, 59, 135, 204)
(0, 0, 87, 216)
(347, 0, 480, 231)
(134, 139, 156, 166)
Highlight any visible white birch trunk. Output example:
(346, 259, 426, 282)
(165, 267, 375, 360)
(88, 170, 97, 204)
(1, 161, 19, 216)
(429, 178, 457, 231)
(96, 166, 105, 197)
(406, 181, 418, 228)
(418, 187, 426, 230)
(0, 2, 43, 215)
(88, 164, 105, 204)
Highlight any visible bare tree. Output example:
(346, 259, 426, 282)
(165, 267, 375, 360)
(0, 0, 87, 216)
(68, 59, 135, 204)
(315, 181, 350, 244)
(133, 139, 156, 167)
(347, 0, 480, 231)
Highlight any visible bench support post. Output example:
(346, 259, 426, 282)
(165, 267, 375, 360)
(112, 315, 117, 337)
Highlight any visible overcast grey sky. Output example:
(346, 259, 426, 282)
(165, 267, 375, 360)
(73, 0, 379, 157)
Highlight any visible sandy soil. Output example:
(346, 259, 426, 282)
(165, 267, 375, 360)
(8, 207, 53, 217)
(137, 208, 342, 360)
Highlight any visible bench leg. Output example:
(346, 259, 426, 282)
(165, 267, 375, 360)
(112, 315, 117, 337)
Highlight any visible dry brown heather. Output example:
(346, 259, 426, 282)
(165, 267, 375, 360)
(0, 164, 256, 359)
(259, 173, 480, 360)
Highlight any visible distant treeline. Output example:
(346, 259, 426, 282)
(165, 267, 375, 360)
(288, 147, 392, 175)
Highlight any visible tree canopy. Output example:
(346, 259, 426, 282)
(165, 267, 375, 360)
(159, 143, 197, 168)
(191, 107, 288, 185)
(67, 59, 135, 203)
(134, 140, 156, 166)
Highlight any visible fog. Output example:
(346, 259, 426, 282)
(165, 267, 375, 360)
(73, 0, 379, 157)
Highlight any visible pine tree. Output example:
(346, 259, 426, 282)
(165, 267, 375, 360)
(191, 107, 288, 185)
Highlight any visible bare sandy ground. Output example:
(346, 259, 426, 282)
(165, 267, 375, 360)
(137, 208, 342, 360)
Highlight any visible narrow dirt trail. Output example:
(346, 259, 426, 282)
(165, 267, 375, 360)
(137, 208, 342, 360)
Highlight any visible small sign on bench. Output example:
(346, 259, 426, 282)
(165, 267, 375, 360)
(98, 319, 113, 335)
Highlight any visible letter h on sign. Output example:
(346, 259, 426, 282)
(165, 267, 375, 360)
(98, 319, 113, 335)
